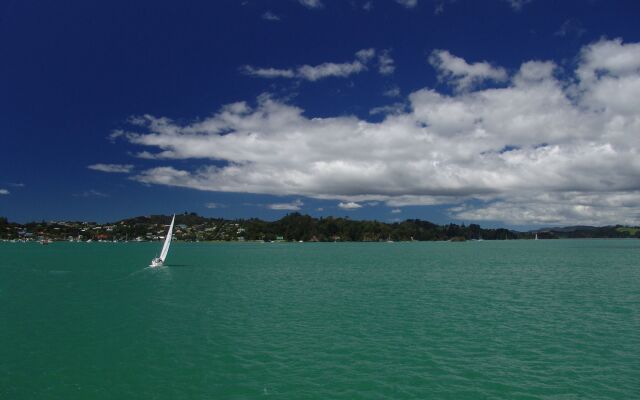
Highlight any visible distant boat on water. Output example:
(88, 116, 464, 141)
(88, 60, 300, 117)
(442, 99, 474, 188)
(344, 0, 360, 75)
(535, 233, 539, 240)
(150, 214, 175, 268)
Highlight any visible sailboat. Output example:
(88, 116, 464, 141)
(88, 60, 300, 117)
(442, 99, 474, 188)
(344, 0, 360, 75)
(535, 233, 539, 240)
(150, 214, 175, 267)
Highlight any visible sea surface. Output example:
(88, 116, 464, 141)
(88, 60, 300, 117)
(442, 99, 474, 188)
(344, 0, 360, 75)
(1, 240, 639, 399)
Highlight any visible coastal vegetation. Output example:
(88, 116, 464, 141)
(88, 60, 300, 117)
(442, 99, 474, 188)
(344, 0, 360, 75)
(1, 213, 639, 242)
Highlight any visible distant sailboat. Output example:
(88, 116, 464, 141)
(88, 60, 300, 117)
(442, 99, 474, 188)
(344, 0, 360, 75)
(535, 233, 539, 240)
(150, 214, 175, 267)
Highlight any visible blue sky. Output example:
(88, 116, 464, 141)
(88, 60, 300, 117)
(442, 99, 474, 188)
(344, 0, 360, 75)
(2, 0, 640, 226)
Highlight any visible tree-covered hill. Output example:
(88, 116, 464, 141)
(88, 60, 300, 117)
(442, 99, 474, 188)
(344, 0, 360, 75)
(1, 213, 639, 241)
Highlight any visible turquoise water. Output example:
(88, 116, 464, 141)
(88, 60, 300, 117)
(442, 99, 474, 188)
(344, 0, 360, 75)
(1, 240, 639, 399)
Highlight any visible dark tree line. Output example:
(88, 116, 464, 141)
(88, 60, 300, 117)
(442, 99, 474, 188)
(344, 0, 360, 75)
(2, 213, 639, 241)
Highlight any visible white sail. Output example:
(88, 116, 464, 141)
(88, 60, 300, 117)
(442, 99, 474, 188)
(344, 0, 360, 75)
(159, 214, 175, 262)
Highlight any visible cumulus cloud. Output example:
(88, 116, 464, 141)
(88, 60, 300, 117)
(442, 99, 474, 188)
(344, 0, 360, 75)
(205, 202, 225, 209)
(338, 201, 362, 209)
(0, 189, 9, 195)
(268, 199, 304, 210)
(88, 163, 134, 173)
(119, 39, 640, 226)
(391, 208, 402, 214)
(396, 0, 417, 8)
(242, 49, 375, 81)
(577, 38, 640, 85)
(452, 192, 640, 226)
(429, 49, 508, 91)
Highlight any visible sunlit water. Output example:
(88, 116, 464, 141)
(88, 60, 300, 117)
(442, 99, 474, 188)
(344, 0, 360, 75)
(1, 240, 639, 399)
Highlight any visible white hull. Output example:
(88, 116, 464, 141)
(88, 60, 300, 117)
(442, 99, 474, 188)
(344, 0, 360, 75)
(150, 258, 163, 268)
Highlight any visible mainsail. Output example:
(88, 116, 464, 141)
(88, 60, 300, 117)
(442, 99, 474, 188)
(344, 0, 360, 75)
(159, 214, 175, 262)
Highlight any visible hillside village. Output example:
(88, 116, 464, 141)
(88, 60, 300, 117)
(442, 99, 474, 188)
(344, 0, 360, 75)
(1, 213, 639, 243)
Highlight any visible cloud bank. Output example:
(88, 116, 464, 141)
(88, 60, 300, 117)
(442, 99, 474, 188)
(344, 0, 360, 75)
(118, 39, 640, 226)
(429, 50, 508, 91)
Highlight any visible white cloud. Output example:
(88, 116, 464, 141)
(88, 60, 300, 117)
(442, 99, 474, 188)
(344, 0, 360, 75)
(0, 189, 9, 195)
(108, 130, 127, 143)
(242, 49, 374, 81)
(378, 49, 395, 75)
(429, 49, 508, 91)
(268, 199, 303, 210)
(241, 66, 295, 79)
(297, 60, 365, 81)
(395, 0, 417, 8)
(356, 48, 376, 62)
(391, 208, 402, 213)
(88, 163, 134, 173)
(298, 0, 323, 9)
(204, 202, 225, 209)
(362, 1, 373, 11)
(262, 11, 281, 21)
(120, 39, 640, 226)
(338, 201, 362, 209)
(577, 38, 640, 85)
(452, 191, 640, 226)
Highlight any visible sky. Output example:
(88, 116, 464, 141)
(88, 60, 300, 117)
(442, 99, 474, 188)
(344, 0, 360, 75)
(2, 0, 640, 227)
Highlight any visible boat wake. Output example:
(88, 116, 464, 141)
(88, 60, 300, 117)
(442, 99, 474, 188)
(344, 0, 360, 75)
(110, 264, 169, 282)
